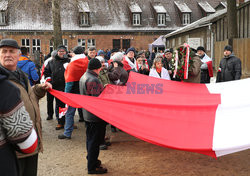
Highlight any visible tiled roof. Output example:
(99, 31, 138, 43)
(0, 0, 222, 32)
(152, 2, 167, 13)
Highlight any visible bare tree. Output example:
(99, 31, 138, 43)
(52, 0, 63, 49)
(227, 0, 238, 46)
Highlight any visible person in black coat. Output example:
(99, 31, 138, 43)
(79, 58, 108, 174)
(44, 45, 70, 130)
(216, 45, 242, 82)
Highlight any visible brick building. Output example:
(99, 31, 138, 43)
(0, 0, 222, 56)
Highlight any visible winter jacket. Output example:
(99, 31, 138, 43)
(98, 68, 110, 87)
(79, 69, 104, 123)
(44, 55, 70, 91)
(0, 65, 46, 159)
(108, 61, 128, 85)
(149, 67, 170, 80)
(183, 56, 202, 83)
(0, 67, 38, 176)
(217, 54, 242, 82)
(17, 55, 39, 86)
(200, 54, 213, 83)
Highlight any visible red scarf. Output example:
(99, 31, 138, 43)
(156, 67, 162, 74)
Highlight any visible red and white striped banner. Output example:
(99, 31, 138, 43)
(49, 72, 250, 158)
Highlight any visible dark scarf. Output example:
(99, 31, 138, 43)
(0, 65, 28, 92)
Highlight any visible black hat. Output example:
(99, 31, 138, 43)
(73, 46, 84, 54)
(197, 46, 205, 52)
(224, 45, 233, 52)
(88, 58, 102, 70)
(57, 45, 67, 52)
(0, 39, 20, 49)
(126, 47, 136, 54)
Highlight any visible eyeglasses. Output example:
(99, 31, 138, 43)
(58, 50, 66, 53)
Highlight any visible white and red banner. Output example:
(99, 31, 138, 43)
(48, 72, 250, 158)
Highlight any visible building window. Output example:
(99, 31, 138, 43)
(21, 39, 30, 53)
(49, 40, 54, 53)
(80, 12, 89, 26)
(182, 13, 191, 25)
(122, 39, 130, 50)
(0, 11, 6, 25)
(113, 39, 121, 50)
(63, 39, 68, 50)
(78, 39, 86, 50)
(158, 14, 166, 26)
(133, 13, 141, 26)
(32, 39, 41, 53)
(87, 39, 95, 48)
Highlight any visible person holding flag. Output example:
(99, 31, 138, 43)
(58, 46, 88, 139)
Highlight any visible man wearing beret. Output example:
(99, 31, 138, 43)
(79, 58, 108, 174)
(216, 45, 242, 82)
(0, 38, 52, 176)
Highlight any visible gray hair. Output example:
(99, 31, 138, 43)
(152, 57, 162, 68)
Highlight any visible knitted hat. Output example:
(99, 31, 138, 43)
(197, 46, 205, 52)
(57, 45, 67, 52)
(111, 52, 124, 62)
(88, 58, 102, 70)
(73, 46, 84, 54)
(224, 45, 233, 52)
(0, 39, 20, 49)
(97, 50, 105, 56)
(126, 47, 136, 54)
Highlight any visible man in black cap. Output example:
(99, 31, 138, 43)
(196, 46, 213, 83)
(79, 58, 108, 174)
(44, 45, 70, 130)
(216, 45, 242, 82)
(0, 38, 51, 176)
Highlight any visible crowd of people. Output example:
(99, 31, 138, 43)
(0, 38, 242, 175)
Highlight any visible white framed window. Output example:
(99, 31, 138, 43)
(0, 11, 6, 25)
(157, 14, 166, 26)
(182, 13, 191, 25)
(80, 12, 89, 26)
(49, 40, 54, 53)
(78, 39, 86, 50)
(63, 39, 68, 50)
(32, 39, 41, 53)
(21, 39, 30, 53)
(87, 39, 95, 48)
(133, 13, 140, 25)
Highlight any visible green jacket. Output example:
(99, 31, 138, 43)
(98, 68, 110, 87)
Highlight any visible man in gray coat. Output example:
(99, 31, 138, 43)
(79, 58, 107, 174)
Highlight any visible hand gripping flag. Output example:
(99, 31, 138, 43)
(48, 72, 250, 158)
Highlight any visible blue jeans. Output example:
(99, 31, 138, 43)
(64, 106, 76, 137)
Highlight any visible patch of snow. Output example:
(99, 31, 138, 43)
(129, 2, 142, 13)
(78, 1, 90, 12)
(198, 1, 216, 13)
(0, 1, 8, 11)
(174, 1, 192, 13)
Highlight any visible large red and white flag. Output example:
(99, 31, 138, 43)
(49, 72, 250, 158)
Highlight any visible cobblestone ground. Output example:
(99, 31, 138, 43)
(38, 97, 250, 176)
